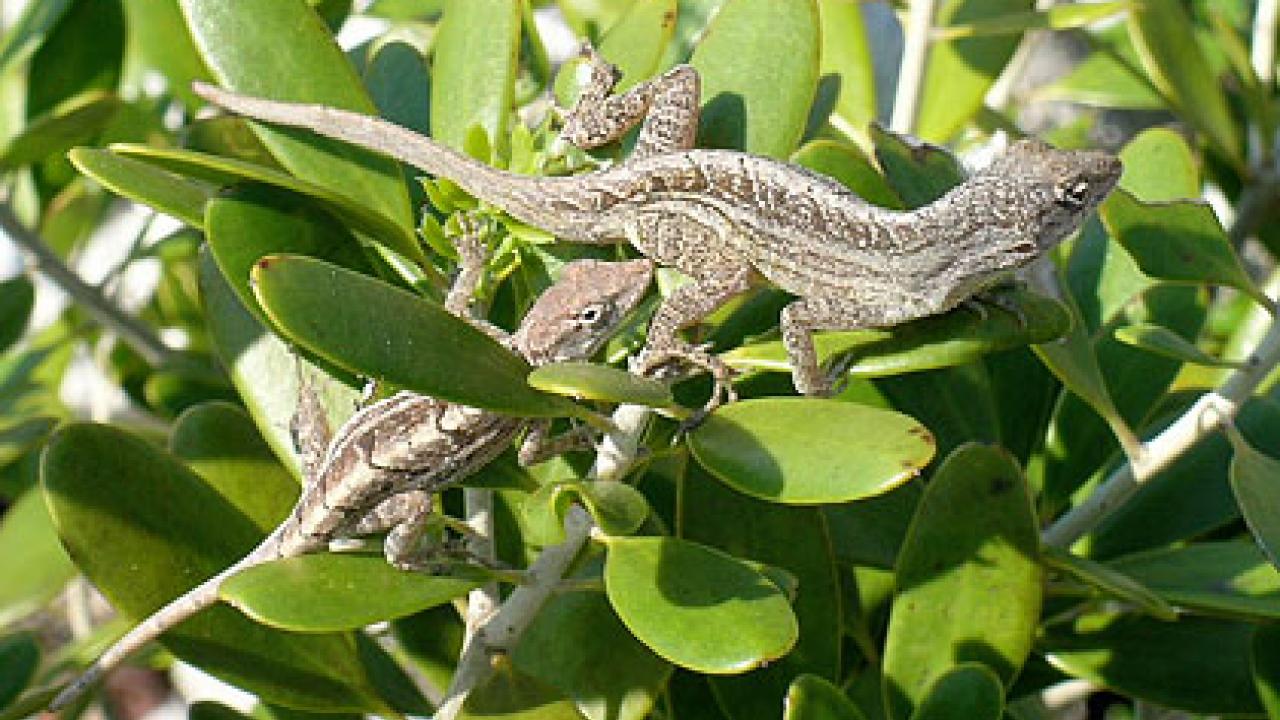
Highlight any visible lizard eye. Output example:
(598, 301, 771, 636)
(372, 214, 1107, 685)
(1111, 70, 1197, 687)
(1055, 179, 1091, 208)
(576, 302, 610, 328)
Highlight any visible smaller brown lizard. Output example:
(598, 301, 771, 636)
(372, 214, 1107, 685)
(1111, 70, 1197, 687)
(49, 244, 653, 710)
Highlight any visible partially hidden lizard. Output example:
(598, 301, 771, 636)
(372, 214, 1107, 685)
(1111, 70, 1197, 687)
(192, 47, 1121, 399)
(49, 247, 653, 710)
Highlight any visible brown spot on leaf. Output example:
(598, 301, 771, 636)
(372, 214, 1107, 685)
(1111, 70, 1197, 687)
(256, 257, 273, 270)
(662, 9, 676, 27)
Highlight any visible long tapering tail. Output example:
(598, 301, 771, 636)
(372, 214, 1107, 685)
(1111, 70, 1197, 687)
(48, 531, 284, 710)
(190, 82, 579, 236)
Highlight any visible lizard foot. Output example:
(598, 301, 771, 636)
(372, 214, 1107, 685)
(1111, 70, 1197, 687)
(966, 284, 1029, 329)
(634, 344, 737, 423)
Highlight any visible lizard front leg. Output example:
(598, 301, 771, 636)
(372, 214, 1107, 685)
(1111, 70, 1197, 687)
(517, 419, 598, 466)
(781, 296, 915, 397)
(561, 45, 700, 158)
(340, 490, 436, 570)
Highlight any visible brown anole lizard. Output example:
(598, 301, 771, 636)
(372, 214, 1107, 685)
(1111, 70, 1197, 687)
(193, 48, 1120, 400)
(49, 245, 653, 710)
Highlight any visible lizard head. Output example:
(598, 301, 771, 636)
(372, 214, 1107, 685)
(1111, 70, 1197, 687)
(513, 258, 653, 365)
(979, 138, 1123, 265)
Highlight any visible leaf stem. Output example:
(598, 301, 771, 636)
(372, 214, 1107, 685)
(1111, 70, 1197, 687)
(0, 202, 177, 366)
(890, 0, 938, 134)
(1041, 273, 1280, 548)
(435, 403, 651, 720)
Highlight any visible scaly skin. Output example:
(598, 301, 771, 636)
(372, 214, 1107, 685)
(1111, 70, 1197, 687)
(193, 63, 1119, 398)
(50, 258, 652, 710)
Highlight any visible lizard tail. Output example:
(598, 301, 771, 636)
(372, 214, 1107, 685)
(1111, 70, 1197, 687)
(189, 82, 571, 235)
(48, 532, 284, 711)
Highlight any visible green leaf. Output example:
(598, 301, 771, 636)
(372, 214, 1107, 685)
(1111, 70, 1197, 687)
(524, 480, 650, 545)
(816, 0, 875, 146)
(1036, 27, 1165, 109)
(252, 254, 580, 418)
(69, 148, 213, 229)
(908, 664, 1003, 720)
(0, 633, 38, 710)
(170, 402, 299, 527)
(935, 2, 1130, 39)
(822, 481, 921, 570)
(1113, 322, 1245, 368)
(724, 288, 1070, 381)
(871, 125, 965, 207)
(1043, 612, 1263, 715)
(430, 0, 522, 151)
(364, 41, 431, 137)
(0, 276, 33, 355)
(792, 140, 902, 210)
(1252, 624, 1280, 719)
(461, 659, 586, 720)
(916, 0, 1031, 142)
(602, 536, 798, 674)
(784, 674, 868, 720)
(26, 0, 124, 118)
(1128, 0, 1242, 165)
(1041, 545, 1176, 621)
(1108, 541, 1280, 622)
(221, 553, 481, 631)
(681, 464, 840, 720)
(596, 0, 678, 93)
(882, 444, 1042, 720)
(121, 0, 213, 108)
(0, 0, 73, 72)
(0, 92, 119, 170)
(205, 184, 368, 329)
(1228, 429, 1280, 572)
(199, 250, 363, 478)
(690, 0, 820, 158)
(527, 362, 672, 408)
(0, 489, 76, 628)
(687, 398, 933, 504)
(40, 423, 391, 712)
(113, 144, 424, 265)
(512, 558, 672, 720)
(1116, 128, 1199, 201)
(1100, 189, 1269, 309)
(181, 0, 416, 233)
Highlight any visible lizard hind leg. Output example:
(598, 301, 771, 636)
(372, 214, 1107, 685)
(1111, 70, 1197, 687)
(560, 47, 700, 158)
(340, 490, 437, 571)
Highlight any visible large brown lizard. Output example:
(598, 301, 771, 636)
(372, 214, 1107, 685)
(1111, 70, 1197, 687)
(192, 48, 1120, 399)
(49, 249, 653, 709)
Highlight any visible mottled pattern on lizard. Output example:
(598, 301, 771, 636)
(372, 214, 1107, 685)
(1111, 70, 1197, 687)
(193, 50, 1119, 399)
(49, 253, 652, 710)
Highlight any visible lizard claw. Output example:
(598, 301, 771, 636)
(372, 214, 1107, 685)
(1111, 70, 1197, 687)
(634, 344, 737, 427)
(968, 285, 1029, 329)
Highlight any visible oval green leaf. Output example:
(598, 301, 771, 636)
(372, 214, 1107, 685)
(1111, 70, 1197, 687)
(0, 276, 34, 355)
(1113, 322, 1246, 368)
(525, 480, 650, 545)
(430, 0, 521, 151)
(69, 148, 213, 229)
(0, 92, 119, 170)
(690, 0, 820, 158)
(688, 398, 934, 504)
(602, 536, 798, 674)
(1227, 428, 1280, 572)
(725, 287, 1070, 380)
(40, 423, 390, 712)
(1128, 0, 1242, 165)
(221, 553, 482, 631)
(1043, 612, 1263, 715)
(0, 633, 38, 710)
(817, 0, 875, 147)
(908, 664, 1003, 720)
(1108, 541, 1280, 621)
(251, 254, 579, 418)
(527, 362, 672, 408)
(870, 125, 966, 208)
(1041, 545, 1176, 621)
(113, 144, 423, 264)
(0, 489, 75, 628)
(180, 0, 415, 232)
(1116, 127, 1199, 201)
(882, 444, 1041, 720)
(792, 139, 902, 210)
(785, 674, 868, 720)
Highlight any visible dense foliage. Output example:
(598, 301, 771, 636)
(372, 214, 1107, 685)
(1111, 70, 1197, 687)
(1, 1, 1279, 719)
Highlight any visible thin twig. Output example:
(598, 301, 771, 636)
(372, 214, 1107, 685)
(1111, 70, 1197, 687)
(461, 487, 498, 648)
(1042, 272, 1280, 548)
(435, 403, 652, 720)
(0, 203, 177, 366)
(890, 0, 938, 134)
